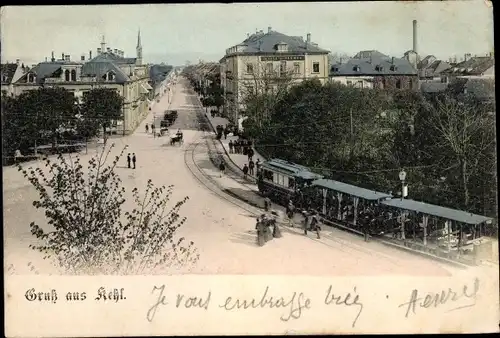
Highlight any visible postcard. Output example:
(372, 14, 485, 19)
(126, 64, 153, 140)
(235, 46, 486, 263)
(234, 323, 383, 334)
(2, 1, 498, 336)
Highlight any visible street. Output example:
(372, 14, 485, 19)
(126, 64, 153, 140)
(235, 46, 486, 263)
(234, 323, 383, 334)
(3, 76, 467, 277)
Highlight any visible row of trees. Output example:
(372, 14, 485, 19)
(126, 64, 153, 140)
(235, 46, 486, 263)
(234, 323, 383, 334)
(242, 79, 497, 219)
(182, 65, 224, 114)
(2, 87, 124, 164)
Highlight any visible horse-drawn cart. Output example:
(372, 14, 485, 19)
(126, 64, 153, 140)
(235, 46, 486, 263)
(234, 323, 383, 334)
(170, 131, 183, 146)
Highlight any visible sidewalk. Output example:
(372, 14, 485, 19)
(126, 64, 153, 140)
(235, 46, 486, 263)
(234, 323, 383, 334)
(203, 109, 267, 178)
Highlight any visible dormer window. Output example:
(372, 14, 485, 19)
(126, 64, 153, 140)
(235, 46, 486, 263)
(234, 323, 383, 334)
(332, 67, 339, 72)
(2, 75, 8, 82)
(28, 73, 36, 83)
(390, 65, 397, 71)
(275, 42, 288, 53)
(352, 65, 360, 72)
(375, 65, 384, 72)
(107, 71, 115, 81)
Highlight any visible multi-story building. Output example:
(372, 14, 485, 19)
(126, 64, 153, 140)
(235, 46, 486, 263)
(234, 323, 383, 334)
(1, 60, 26, 96)
(329, 50, 419, 90)
(220, 27, 330, 123)
(12, 32, 152, 135)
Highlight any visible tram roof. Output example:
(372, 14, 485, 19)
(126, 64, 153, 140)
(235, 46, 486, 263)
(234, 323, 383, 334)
(262, 159, 323, 179)
(381, 198, 493, 225)
(312, 179, 392, 200)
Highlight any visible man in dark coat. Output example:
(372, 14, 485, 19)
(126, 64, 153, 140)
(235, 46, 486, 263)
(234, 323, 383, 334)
(248, 160, 255, 176)
(247, 148, 254, 162)
(132, 153, 137, 169)
(242, 164, 249, 179)
(228, 140, 234, 154)
(127, 153, 131, 169)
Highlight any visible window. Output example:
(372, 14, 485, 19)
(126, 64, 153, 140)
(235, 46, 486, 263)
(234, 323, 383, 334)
(280, 61, 287, 75)
(65, 70, 70, 81)
(246, 63, 254, 74)
(357, 81, 363, 88)
(396, 79, 402, 89)
(390, 65, 397, 71)
(27, 74, 35, 83)
(293, 62, 300, 74)
(108, 72, 115, 81)
(312, 62, 320, 73)
(70, 69, 77, 81)
(346, 80, 352, 86)
(266, 62, 273, 74)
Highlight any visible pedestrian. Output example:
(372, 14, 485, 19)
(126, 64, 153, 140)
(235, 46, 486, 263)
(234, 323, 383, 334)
(255, 158, 261, 173)
(145, 124, 149, 133)
(248, 159, 255, 176)
(127, 153, 131, 169)
(264, 197, 271, 211)
(219, 161, 226, 178)
(310, 212, 321, 239)
(228, 140, 234, 154)
(151, 123, 155, 133)
(247, 148, 254, 162)
(242, 163, 249, 179)
(224, 127, 229, 140)
(132, 153, 136, 169)
(302, 210, 309, 235)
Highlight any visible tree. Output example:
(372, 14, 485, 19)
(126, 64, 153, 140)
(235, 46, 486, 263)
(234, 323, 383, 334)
(81, 88, 124, 142)
(17, 144, 199, 274)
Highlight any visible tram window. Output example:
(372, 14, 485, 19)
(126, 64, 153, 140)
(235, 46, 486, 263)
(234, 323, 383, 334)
(273, 172, 278, 183)
(288, 178, 295, 189)
(263, 170, 273, 181)
(283, 175, 289, 187)
(278, 174, 284, 186)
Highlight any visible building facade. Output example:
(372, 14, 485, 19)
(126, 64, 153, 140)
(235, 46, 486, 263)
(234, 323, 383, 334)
(220, 28, 330, 123)
(11, 32, 152, 135)
(1, 60, 26, 96)
(330, 50, 419, 90)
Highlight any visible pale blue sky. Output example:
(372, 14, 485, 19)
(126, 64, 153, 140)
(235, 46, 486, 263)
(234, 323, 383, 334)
(1, 2, 494, 66)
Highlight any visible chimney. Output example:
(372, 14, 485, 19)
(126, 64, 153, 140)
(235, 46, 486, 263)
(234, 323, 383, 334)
(65, 55, 70, 61)
(412, 20, 418, 54)
(45, 57, 47, 62)
(339, 58, 343, 65)
(81, 55, 85, 61)
(61, 53, 65, 60)
(114, 48, 118, 54)
(51, 51, 55, 62)
(97, 48, 102, 55)
(89, 50, 92, 59)
(306, 33, 311, 43)
(246, 33, 250, 38)
(107, 47, 111, 53)
(268, 26, 272, 33)
(392, 56, 395, 64)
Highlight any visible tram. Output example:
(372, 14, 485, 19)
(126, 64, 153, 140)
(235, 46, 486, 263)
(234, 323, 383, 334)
(257, 159, 323, 206)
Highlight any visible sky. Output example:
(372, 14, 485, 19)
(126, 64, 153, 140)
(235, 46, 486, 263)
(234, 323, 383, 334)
(1, 1, 494, 66)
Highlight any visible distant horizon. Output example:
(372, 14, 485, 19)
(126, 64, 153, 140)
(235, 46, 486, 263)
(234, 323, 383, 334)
(2, 3, 493, 66)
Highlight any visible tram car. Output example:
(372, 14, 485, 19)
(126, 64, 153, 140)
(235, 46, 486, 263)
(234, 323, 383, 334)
(257, 159, 323, 207)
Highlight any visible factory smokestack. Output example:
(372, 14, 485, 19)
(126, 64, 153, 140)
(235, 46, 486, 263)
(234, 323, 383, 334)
(413, 20, 418, 53)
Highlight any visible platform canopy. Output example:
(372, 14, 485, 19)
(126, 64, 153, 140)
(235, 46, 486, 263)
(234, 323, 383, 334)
(312, 178, 392, 201)
(262, 159, 323, 180)
(381, 198, 493, 225)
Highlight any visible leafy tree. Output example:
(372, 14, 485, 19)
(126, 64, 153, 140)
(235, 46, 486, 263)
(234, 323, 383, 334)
(81, 88, 124, 142)
(17, 144, 199, 274)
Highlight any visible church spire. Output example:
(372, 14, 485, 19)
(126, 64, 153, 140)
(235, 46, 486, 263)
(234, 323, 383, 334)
(136, 28, 143, 66)
(137, 29, 141, 49)
(101, 35, 106, 52)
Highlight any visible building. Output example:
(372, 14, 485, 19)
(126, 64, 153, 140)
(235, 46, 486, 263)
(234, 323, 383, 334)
(329, 50, 418, 90)
(149, 64, 174, 98)
(219, 27, 330, 122)
(12, 32, 152, 135)
(418, 55, 451, 80)
(440, 54, 495, 81)
(1, 60, 26, 96)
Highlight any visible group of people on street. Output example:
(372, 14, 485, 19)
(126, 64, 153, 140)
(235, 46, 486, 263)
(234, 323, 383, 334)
(228, 139, 253, 157)
(145, 123, 156, 134)
(127, 153, 137, 169)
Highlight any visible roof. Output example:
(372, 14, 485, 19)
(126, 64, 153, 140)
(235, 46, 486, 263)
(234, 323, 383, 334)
(89, 52, 136, 64)
(442, 56, 494, 76)
(330, 53, 417, 76)
(21, 62, 64, 85)
(229, 30, 329, 55)
(353, 50, 390, 60)
(1, 63, 18, 85)
(381, 198, 493, 225)
(81, 61, 129, 83)
(312, 179, 392, 201)
(262, 158, 323, 180)
(149, 64, 173, 83)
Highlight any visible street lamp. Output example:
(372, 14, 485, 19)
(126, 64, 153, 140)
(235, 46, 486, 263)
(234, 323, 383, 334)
(399, 169, 407, 201)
